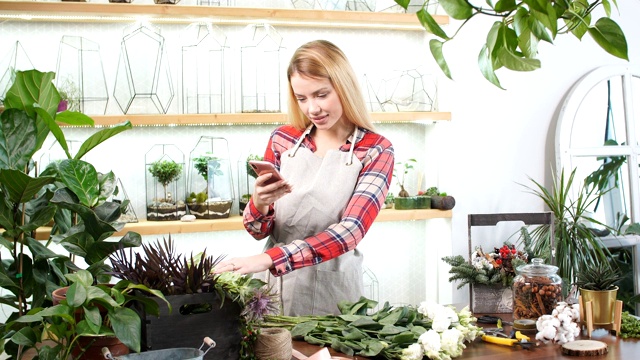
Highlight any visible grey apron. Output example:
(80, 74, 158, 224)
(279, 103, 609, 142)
(265, 126, 364, 316)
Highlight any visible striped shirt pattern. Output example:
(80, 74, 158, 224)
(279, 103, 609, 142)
(243, 125, 394, 276)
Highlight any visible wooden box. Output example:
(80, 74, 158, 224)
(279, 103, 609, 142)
(139, 292, 242, 360)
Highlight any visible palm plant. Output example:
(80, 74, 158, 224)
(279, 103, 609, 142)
(520, 168, 612, 287)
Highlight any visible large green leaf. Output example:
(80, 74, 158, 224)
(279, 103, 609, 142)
(110, 307, 142, 353)
(18, 204, 56, 233)
(566, 0, 590, 40)
(417, 9, 449, 40)
(4, 70, 58, 151)
(74, 121, 133, 160)
(54, 110, 95, 127)
(0, 109, 37, 171)
(478, 45, 504, 89)
(392, 0, 410, 9)
(66, 282, 88, 308)
(50, 188, 117, 241)
(439, 0, 474, 20)
(58, 159, 100, 207)
(429, 39, 452, 80)
(9, 326, 38, 346)
(0, 169, 56, 204)
(87, 232, 142, 265)
(26, 237, 64, 261)
(588, 17, 628, 60)
(34, 106, 71, 159)
(98, 171, 117, 204)
(494, 0, 517, 13)
(498, 47, 541, 71)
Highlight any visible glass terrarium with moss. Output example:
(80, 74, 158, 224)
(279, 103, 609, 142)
(237, 154, 262, 215)
(145, 144, 186, 221)
(187, 136, 234, 219)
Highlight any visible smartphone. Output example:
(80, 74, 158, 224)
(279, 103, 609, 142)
(248, 160, 284, 185)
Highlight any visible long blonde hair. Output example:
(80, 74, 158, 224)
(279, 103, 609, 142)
(286, 40, 375, 132)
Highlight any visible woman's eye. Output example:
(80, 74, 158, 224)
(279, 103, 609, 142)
(296, 98, 306, 102)
(317, 93, 327, 98)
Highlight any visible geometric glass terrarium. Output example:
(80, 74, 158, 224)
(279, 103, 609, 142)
(145, 144, 186, 221)
(346, 0, 376, 11)
(187, 136, 234, 219)
(240, 23, 283, 113)
(181, 23, 228, 114)
(291, 0, 347, 10)
(0, 41, 35, 106)
(237, 154, 262, 216)
(55, 35, 109, 115)
(114, 22, 174, 114)
(113, 178, 138, 223)
(364, 66, 438, 112)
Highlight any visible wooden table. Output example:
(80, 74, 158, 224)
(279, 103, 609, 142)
(292, 317, 640, 359)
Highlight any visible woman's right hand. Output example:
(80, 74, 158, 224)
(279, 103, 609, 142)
(252, 173, 292, 214)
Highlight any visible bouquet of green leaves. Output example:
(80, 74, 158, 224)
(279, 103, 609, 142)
(261, 297, 483, 360)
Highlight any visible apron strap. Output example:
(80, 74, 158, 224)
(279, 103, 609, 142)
(289, 125, 358, 166)
(346, 127, 358, 166)
(288, 125, 313, 158)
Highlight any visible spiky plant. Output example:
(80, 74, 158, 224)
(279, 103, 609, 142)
(575, 261, 622, 291)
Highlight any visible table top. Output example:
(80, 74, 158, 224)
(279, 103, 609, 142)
(292, 319, 640, 360)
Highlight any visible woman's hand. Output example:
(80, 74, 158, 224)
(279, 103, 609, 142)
(252, 173, 292, 214)
(214, 253, 274, 275)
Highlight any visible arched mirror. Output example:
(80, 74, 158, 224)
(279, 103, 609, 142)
(556, 65, 640, 314)
(556, 65, 640, 229)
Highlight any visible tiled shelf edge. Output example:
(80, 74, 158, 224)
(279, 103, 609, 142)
(32, 209, 452, 239)
(0, 1, 449, 30)
(70, 112, 452, 126)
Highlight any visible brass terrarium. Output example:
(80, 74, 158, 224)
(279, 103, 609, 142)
(239, 23, 284, 113)
(55, 35, 109, 115)
(145, 144, 186, 221)
(181, 23, 229, 114)
(187, 136, 234, 219)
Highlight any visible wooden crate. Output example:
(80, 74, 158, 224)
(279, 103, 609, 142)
(139, 292, 242, 360)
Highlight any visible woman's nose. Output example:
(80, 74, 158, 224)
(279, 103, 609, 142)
(308, 99, 321, 114)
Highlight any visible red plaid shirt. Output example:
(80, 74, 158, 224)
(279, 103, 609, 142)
(243, 125, 394, 276)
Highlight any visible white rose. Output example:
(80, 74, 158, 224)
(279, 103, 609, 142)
(401, 343, 424, 360)
(419, 329, 442, 358)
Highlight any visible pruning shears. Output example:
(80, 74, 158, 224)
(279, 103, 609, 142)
(482, 330, 536, 350)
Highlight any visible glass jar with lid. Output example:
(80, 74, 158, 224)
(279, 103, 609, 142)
(513, 258, 563, 322)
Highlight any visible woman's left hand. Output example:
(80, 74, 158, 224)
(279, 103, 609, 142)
(214, 253, 273, 275)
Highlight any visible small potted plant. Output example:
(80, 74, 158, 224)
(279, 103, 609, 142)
(393, 158, 417, 209)
(147, 158, 186, 221)
(574, 261, 623, 325)
(442, 243, 530, 313)
(425, 186, 456, 210)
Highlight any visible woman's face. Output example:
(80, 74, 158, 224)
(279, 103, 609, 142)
(290, 73, 345, 131)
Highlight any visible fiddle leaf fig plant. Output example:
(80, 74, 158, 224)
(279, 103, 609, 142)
(397, 0, 629, 89)
(0, 69, 140, 359)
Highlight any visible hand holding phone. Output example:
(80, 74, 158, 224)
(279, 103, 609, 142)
(248, 160, 284, 185)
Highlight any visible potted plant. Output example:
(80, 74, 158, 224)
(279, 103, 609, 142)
(425, 186, 456, 210)
(186, 153, 233, 219)
(9, 269, 169, 359)
(574, 261, 623, 325)
(147, 158, 186, 221)
(0, 69, 141, 359)
(520, 168, 613, 290)
(442, 242, 530, 313)
(393, 158, 418, 209)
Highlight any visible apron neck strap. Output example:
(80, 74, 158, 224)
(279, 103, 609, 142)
(289, 125, 359, 165)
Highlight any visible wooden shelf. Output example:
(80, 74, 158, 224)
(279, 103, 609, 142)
(0, 1, 448, 30)
(33, 208, 452, 240)
(80, 112, 452, 127)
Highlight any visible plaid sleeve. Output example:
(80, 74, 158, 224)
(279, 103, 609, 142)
(243, 126, 303, 239)
(267, 132, 394, 276)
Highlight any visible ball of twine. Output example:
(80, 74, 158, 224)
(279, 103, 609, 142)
(254, 327, 292, 360)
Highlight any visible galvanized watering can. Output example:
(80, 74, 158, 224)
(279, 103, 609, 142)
(102, 337, 216, 360)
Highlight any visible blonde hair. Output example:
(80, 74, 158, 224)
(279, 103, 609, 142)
(286, 40, 375, 132)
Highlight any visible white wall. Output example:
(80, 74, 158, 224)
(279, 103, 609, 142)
(439, 1, 640, 304)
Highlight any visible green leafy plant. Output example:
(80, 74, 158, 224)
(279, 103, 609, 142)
(8, 270, 169, 359)
(425, 186, 446, 196)
(261, 297, 482, 359)
(574, 261, 622, 291)
(395, 0, 629, 89)
(393, 158, 416, 197)
(520, 167, 613, 286)
(148, 159, 182, 200)
(442, 243, 529, 288)
(0, 69, 140, 358)
(193, 154, 221, 182)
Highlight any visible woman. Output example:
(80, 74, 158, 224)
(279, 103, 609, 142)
(216, 40, 394, 316)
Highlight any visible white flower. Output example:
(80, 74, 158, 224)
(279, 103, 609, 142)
(441, 328, 464, 357)
(401, 343, 424, 360)
(418, 300, 446, 320)
(419, 329, 442, 358)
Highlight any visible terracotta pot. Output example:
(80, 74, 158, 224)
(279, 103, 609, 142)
(73, 335, 130, 359)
